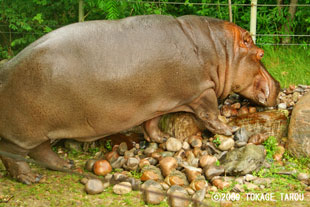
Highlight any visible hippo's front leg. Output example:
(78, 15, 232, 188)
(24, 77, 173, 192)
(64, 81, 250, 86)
(189, 89, 234, 136)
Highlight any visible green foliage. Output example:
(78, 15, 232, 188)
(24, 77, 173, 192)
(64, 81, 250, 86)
(0, 0, 309, 62)
(263, 136, 278, 160)
(105, 139, 113, 152)
(213, 135, 221, 147)
(130, 170, 142, 179)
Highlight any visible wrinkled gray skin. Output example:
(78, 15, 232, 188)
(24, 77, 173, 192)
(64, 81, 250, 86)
(0, 15, 280, 184)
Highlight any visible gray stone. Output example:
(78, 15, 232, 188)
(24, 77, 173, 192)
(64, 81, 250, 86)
(118, 142, 128, 156)
(167, 185, 190, 207)
(113, 182, 132, 194)
(123, 157, 139, 171)
(253, 178, 273, 187)
(192, 188, 206, 207)
(204, 165, 225, 180)
(288, 93, 310, 158)
(244, 182, 259, 190)
(232, 184, 244, 193)
(166, 138, 182, 152)
(218, 138, 234, 151)
(220, 144, 265, 176)
(234, 127, 250, 143)
(85, 179, 105, 195)
(111, 156, 126, 169)
(125, 177, 141, 191)
(85, 159, 97, 172)
(141, 180, 165, 205)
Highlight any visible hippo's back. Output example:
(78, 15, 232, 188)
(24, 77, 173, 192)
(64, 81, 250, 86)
(0, 15, 216, 149)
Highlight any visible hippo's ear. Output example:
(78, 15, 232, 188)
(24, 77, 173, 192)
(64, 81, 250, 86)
(239, 31, 253, 48)
(254, 70, 270, 105)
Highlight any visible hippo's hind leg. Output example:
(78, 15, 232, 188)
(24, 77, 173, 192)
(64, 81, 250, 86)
(143, 116, 170, 143)
(0, 139, 41, 185)
(28, 141, 74, 170)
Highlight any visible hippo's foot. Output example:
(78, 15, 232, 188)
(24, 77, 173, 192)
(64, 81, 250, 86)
(205, 118, 237, 136)
(29, 141, 75, 170)
(143, 117, 170, 143)
(0, 139, 41, 184)
(1, 156, 41, 185)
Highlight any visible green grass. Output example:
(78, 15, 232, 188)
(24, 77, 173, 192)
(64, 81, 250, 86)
(262, 46, 310, 88)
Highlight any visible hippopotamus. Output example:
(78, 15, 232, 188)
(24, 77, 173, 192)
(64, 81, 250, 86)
(0, 15, 280, 184)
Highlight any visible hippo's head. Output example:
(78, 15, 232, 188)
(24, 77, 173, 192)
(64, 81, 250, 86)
(226, 24, 280, 106)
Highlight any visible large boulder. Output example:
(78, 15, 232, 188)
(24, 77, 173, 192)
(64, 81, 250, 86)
(220, 144, 265, 176)
(287, 92, 310, 157)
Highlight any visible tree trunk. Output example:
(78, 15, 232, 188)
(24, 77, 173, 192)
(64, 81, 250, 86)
(283, 0, 298, 44)
(78, 0, 84, 22)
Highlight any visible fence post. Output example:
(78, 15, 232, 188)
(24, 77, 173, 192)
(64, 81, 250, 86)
(250, 0, 257, 43)
(79, 0, 84, 22)
(228, 0, 232, 22)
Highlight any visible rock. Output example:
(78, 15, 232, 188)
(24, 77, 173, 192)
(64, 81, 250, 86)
(248, 107, 257, 113)
(231, 102, 241, 109)
(238, 106, 249, 116)
(110, 156, 126, 169)
(64, 140, 82, 152)
(220, 200, 232, 207)
(139, 158, 150, 168)
(212, 179, 230, 190)
(273, 145, 285, 161)
(159, 112, 204, 140)
(199, 155, 217, 168)
(245, 182, 259, 190)
(85, 159, 97, 172)
(80, 177, 89, 185)
(141, 180, 165, 205)
(166, 138, 183, 152)
(105, 151, 119, 163)
(235, 177, 244, 184)
(190, 176, 208, 191)
(221, 144, 265, 176)
(183, 165, 202, 182)
(192, 188, 206, 207)
(167, 185, 190, 207)
(278, 103, 287, 109)
(245, 174, 257, 182)
(221, 105, 238, 118)
(160, 151, 175, 158)
(297, 173, 309, 183)
(229, 110, 288, 142)
(186, 187, 195, 195)
(288, 92, 310, 157)
(165, 170, 189, 186)
(125, 177, 141, 191)
(123, 157, 139, 171)
(113, 182, 132, 195)
(160, 181, 170, 190)
(232, 183, 244, 192)
(204, 165, 225, 180)
(248, 133, 268, 145)
(182, 141, 191, 150)
(159, 157, 178, 177)
(93, 160, 112, 176)
(235, 141, 247, 148)
(234, 127, 250, 143)
(141, 165, 163, 181)
(218, 138, 235, 151)
(85, 179, 105, 195)
(117, 142, 128, 156)
(189, 136, 202, 148)
(104, 173, 113, 183)
(112, 172, 128, 184)
(253, 178, 273, 187)
(144, 143, 158, 156)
